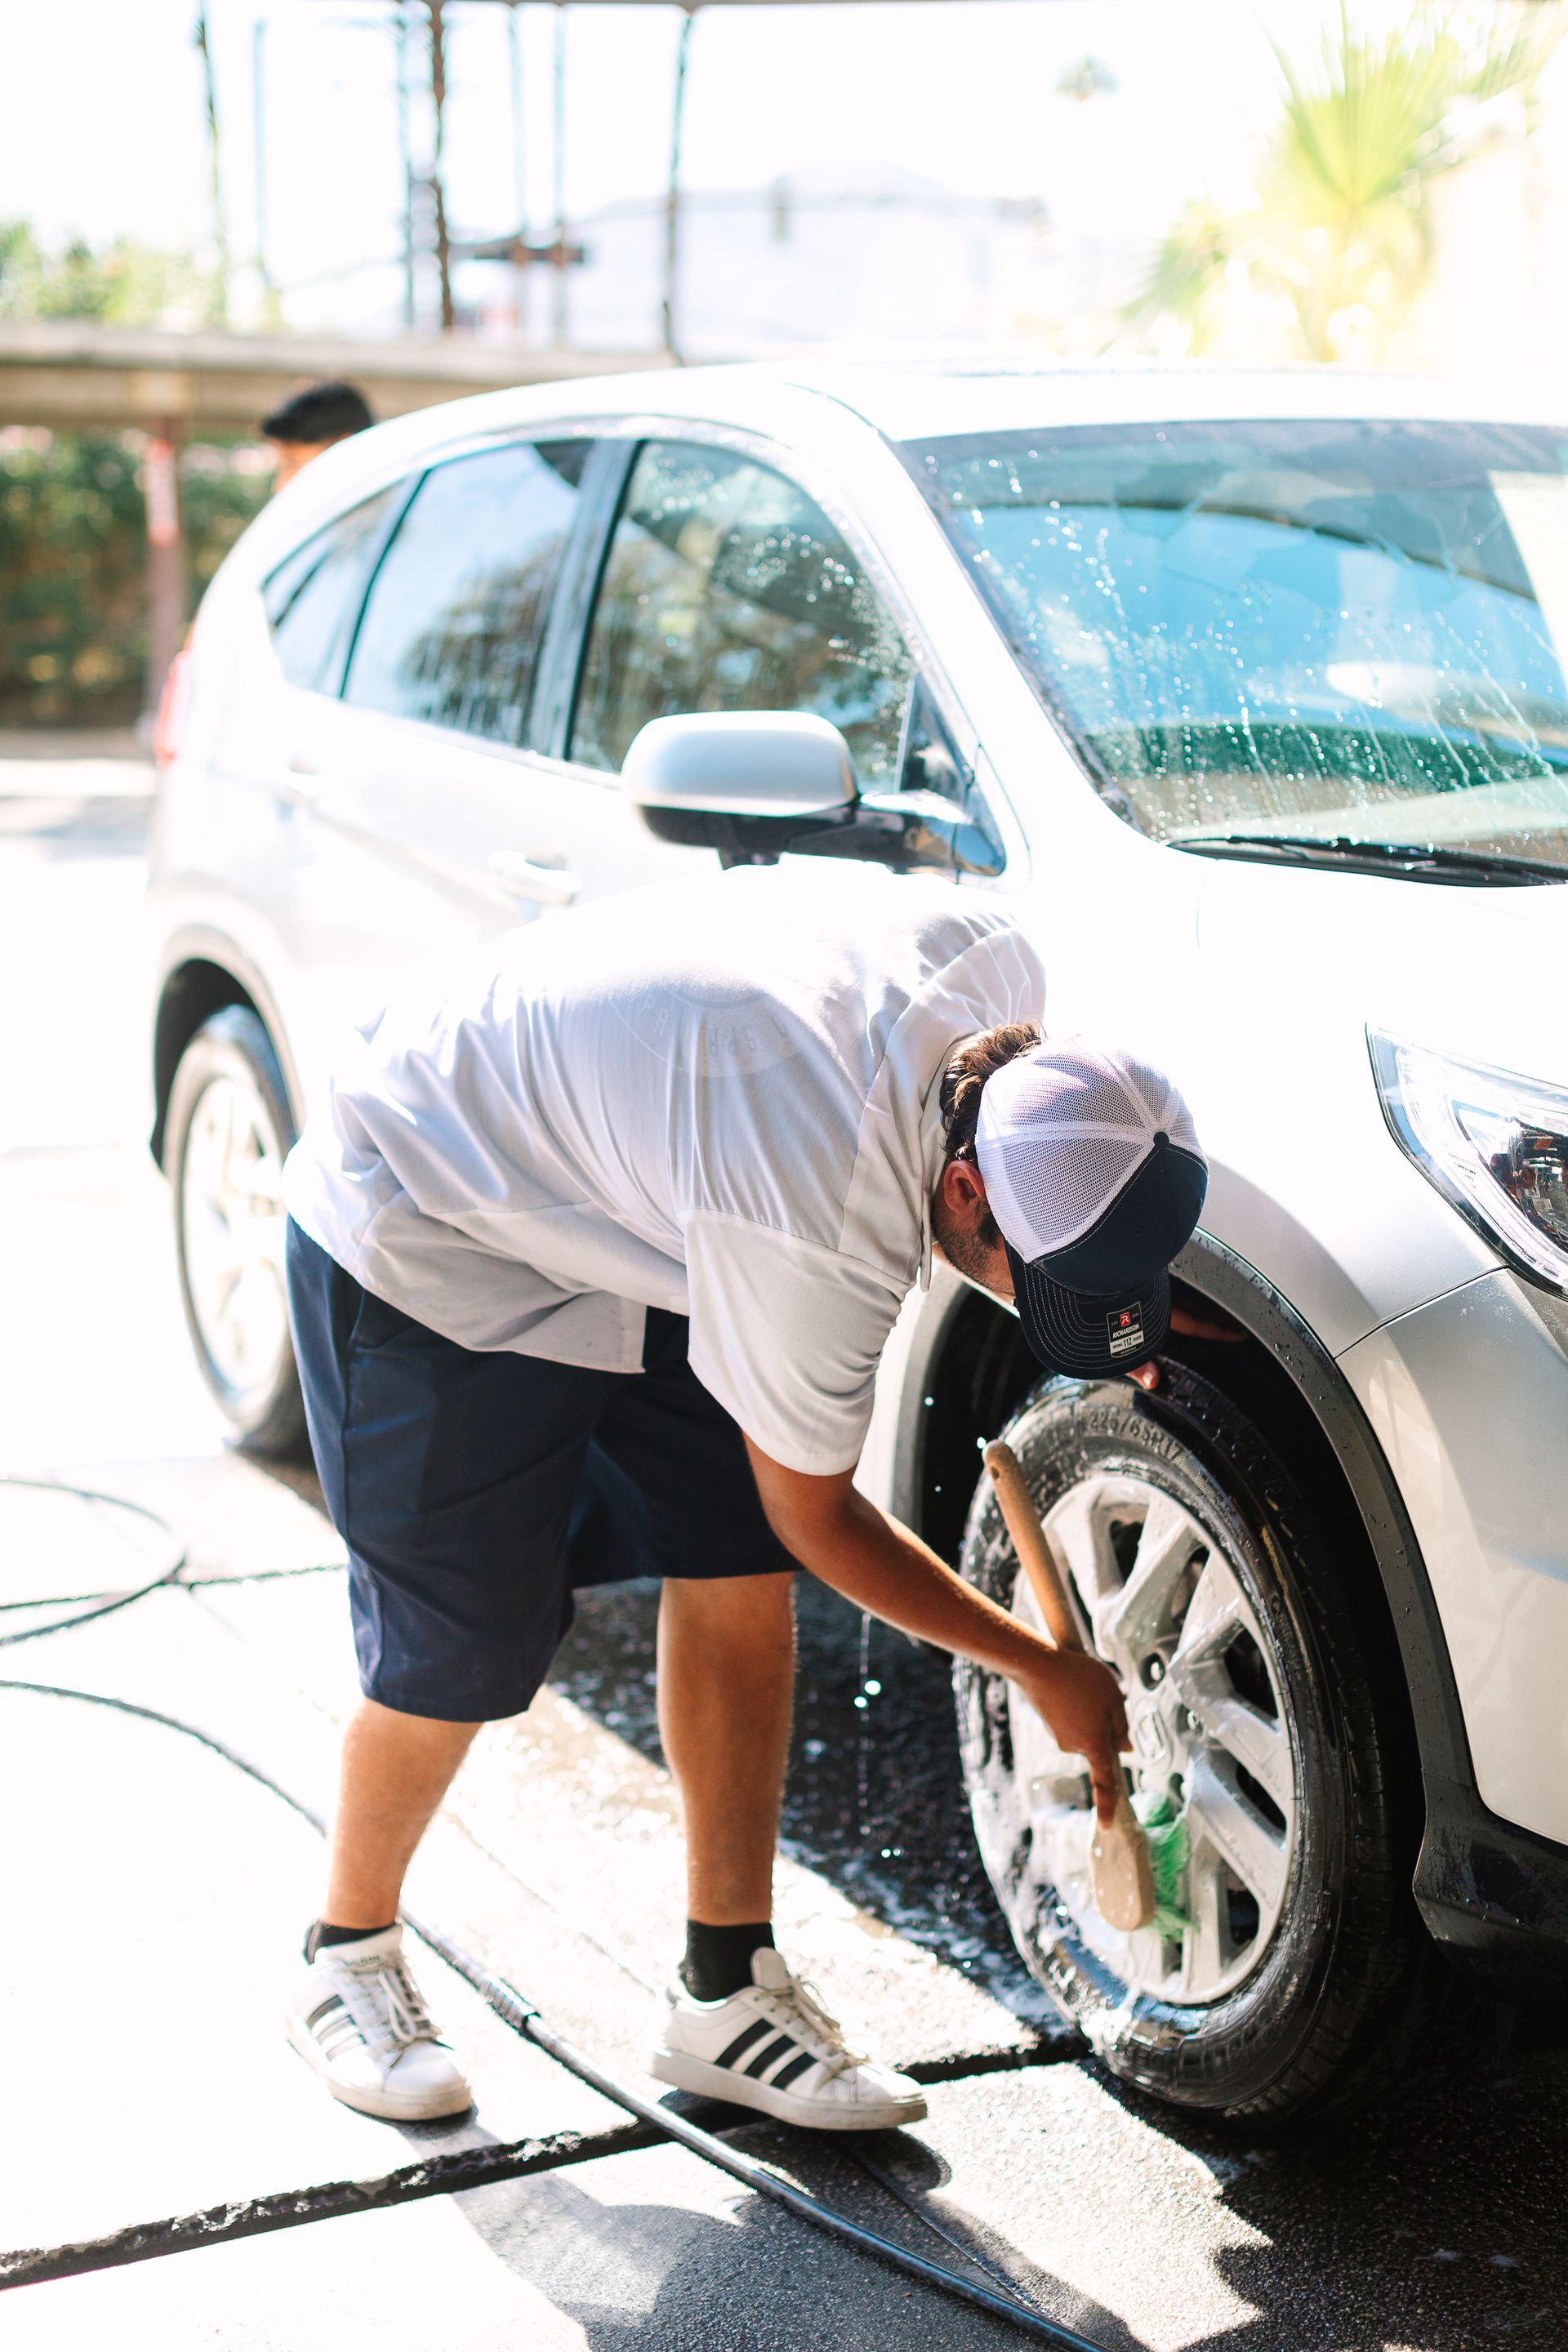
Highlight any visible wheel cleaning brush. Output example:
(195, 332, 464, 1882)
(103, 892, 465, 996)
(1132, 1787, 1192, 1938)
(982, 1440, 1156, 1932)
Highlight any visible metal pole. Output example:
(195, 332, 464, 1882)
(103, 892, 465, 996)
(662, 6, 696, 363)
(551, 2, 568, 346)
(252, 19, 277, 323)
(507, 0, 528, 334)
(193, 5, 231, 327)
(143, 421, 186, 724)
(425, 0, 456, 332)
(394, 7, 417, 330)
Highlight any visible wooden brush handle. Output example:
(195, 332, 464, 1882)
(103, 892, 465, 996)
(984, 1441, 1154, 1931)
(982, 1440, 1083, 1652)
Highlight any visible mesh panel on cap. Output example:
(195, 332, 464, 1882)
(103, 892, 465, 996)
(975, 1036, 1204, 1259)
(1165, 1102, 1203, 1157)
(987, 1131, 1146, 1253)
(987, 1045, 1156, 1137)
(1057, 1047, 1169, 1131)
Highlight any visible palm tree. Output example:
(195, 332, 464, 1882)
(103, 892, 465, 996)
(1120, 2, 1562, 362)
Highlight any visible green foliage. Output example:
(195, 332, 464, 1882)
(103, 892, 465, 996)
(1056, 56, 1118, 105)
(1122, 3, 1563, 362)
(0, 222, 262, 723)
(0, 220, 224, 328)
(0, 432, 269, 726)
(182, 452, 271, 605)
(0, 434, 145, 724)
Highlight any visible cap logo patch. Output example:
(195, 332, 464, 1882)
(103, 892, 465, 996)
(1106, 1304, 1146, 1359)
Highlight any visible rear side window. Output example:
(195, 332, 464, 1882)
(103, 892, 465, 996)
(570, 440, 914, 781)
(342, 439, 590, 746)
(264, 485, 405, 695)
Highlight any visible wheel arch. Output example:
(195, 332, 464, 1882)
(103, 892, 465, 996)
(151, 934, 303, 1169)
(907, 1236, 1568, 1993)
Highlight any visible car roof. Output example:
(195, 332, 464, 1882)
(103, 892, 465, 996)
(240, 354, 1568, 576)
(311, 355, 1568, 470)
(777, 358, 1568, 442)
(414, 356, 1566, 442)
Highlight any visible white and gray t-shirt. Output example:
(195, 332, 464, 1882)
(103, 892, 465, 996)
(284, 863, 1045, 1476)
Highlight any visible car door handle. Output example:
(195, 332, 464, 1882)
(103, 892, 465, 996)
(488, 850, 581, 907)
(277, 755, 318, 808)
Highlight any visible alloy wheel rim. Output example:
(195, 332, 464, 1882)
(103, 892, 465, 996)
(180, 1071, 289, 1407)
(1006, 1470, 1298, 2004)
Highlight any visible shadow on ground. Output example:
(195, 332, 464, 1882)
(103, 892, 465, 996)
(0, 791, 153, 857)
(454, 2107, 1138, 2352)
(441, 2051, 1568, 2352)
(1103, 2044, 1568, 2348)
(549, 1573, 1040, 2019)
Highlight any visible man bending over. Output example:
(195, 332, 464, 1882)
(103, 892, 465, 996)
(281, 861, 1207, 2132)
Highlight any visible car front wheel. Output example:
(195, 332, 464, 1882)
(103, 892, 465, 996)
(166, 1005, 306, 1459)
(955, 1362, 1454, 2128)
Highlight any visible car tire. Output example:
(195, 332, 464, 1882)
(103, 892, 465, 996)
(954, 1362, 1464, 2129)
(166, 1005, 308, 1460)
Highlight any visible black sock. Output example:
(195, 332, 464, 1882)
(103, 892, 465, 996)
(680, 1919, 774, 2003)
(305, 1919, 396, 1962)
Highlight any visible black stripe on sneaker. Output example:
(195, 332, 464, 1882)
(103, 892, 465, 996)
(306, 1996, 345, 2030)
(769, 2050, 816, 2092)
(744, 2033, 796, 2080)
(714, 2019, 773, 2071)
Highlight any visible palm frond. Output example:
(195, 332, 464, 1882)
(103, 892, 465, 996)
(1123, 0, 1566, 362)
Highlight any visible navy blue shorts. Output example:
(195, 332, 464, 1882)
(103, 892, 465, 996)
(285, 1219, 794, 1722)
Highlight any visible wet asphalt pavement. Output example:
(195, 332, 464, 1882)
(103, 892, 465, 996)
(555, 1572, 1054, 2027)
(2, 743, 1566, 2350)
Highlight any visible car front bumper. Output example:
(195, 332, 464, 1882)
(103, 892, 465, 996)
(1340, 1269, 1568, 1991)
(1339, 1269, 1568, 1849)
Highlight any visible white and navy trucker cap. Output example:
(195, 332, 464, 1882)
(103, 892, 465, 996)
(974, 1040, 1206, 1377)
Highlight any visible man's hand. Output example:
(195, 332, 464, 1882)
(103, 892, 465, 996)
(1128, 1299, 1246, 1392)
(744, 1441, 1133, 1824)
(1014, 1648, 1129, 1826)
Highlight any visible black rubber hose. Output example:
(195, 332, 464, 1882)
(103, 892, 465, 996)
(411, 1922, 1107, 2351)
(0, 1478, 187, 1646)
(0, 1465, 1102, 2342)
(0, 1671, 1104, 2348)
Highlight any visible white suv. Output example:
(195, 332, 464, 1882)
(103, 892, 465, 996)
(149, 362, 1568, 2126)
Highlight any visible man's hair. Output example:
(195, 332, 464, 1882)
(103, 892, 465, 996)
(261, 380, 374, 445)
(938, 1022, 1042, 1165)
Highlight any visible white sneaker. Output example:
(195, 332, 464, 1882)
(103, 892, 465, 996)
(651, 1949, 928, 2132)
(284, 1925, 472, 2122)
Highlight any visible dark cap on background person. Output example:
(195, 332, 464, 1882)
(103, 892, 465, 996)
(261, 381, 374, 491)
(975, 1040, 1208, 1379)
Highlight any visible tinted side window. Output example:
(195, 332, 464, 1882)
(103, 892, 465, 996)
(343, 439, 589, 745)
(264, 486, 404, 694)
(571, 441, 914, 780)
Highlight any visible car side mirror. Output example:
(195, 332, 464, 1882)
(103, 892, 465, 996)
(622, 711, 858, 820)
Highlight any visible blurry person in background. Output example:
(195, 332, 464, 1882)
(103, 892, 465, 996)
(262, 381, 375, 492)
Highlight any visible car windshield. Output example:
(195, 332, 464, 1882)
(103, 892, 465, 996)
(905, 417, 1568, 874)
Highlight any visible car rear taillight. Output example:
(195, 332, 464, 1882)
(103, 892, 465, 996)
(154, 643, 193, 771)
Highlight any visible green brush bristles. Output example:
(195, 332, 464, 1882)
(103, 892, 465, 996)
(1133, 1788, 1192, 1937)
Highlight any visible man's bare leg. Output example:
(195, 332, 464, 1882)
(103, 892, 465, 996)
(322, 1572, 795, 1935)
(290, 1699, 479, 2120)
(649, 1570, 927, 2129)
(657, 1572, 796, 1924)
(322, 1698, 481, 1929)
(317, 1572, 794, 1933)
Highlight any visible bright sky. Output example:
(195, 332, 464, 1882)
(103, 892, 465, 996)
(5, 0, 1364, 329)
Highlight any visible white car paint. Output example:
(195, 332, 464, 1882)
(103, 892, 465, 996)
(150, 360, 1568, 1849)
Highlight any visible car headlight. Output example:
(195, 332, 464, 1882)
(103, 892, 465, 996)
(1369, 1029, 1568, 1294)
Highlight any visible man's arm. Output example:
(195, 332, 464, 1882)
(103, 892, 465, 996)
(744, 1441, 1129, 1825)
